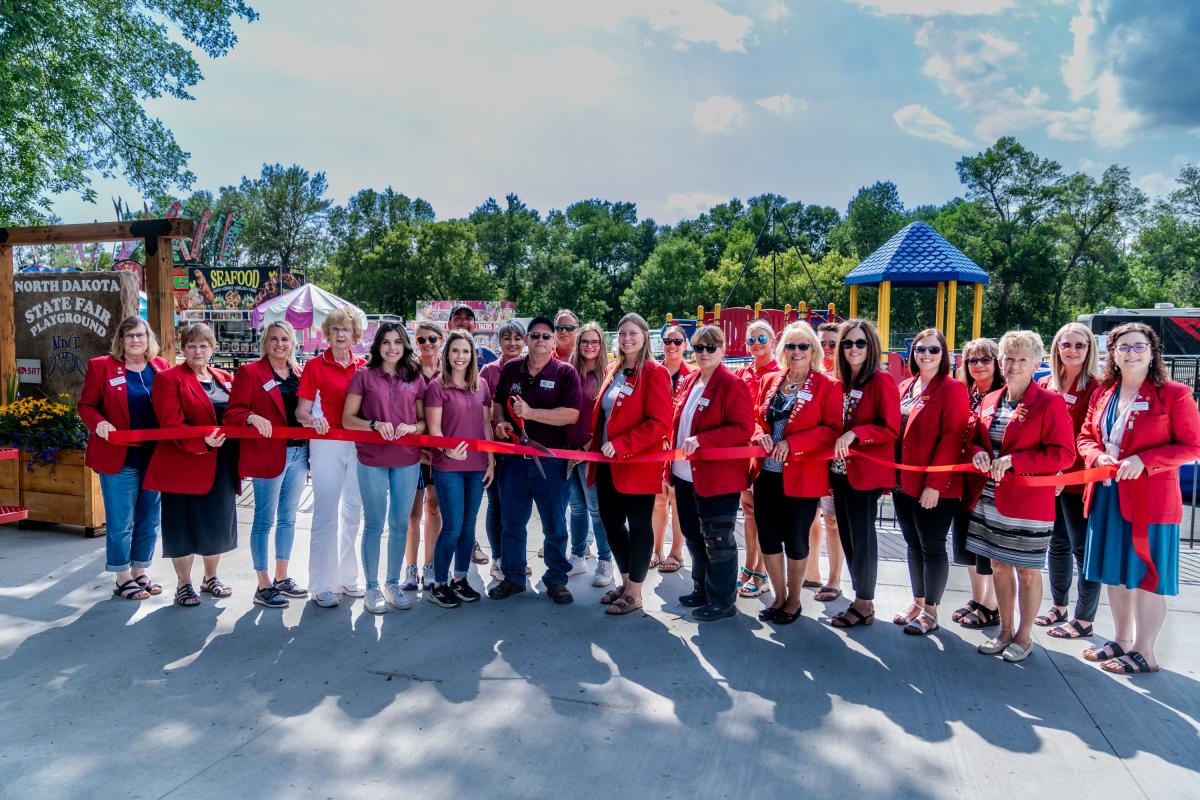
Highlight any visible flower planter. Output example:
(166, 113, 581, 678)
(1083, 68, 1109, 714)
(0, 449, 105, 537)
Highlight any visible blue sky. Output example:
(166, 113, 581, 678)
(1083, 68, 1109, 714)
(54, 0, 1200, 225)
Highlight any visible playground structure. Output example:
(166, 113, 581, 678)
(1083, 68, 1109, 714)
(663, 302, 841, 360)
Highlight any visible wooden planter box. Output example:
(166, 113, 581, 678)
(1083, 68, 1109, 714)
(0, 449, 105, 537)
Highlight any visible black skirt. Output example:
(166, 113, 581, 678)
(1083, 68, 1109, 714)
(160, 442, 240, 558)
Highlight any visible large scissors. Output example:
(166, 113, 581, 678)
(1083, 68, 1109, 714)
(507, 395, 555, 478)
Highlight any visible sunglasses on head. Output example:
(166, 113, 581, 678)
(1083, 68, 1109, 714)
(841, 339, 869, 350)
(1058, 341, 1088, 351)
(748, 334, 770, 345)
(913, 345, 941, 355)
(965, 356, 994, 366)
(663, 337, 685, 346)
(693, 344, 721, 354)
(416, 335, 440, 345)
(783, 342, 811, 352)
(554, 324, 577, 332)
(528, 332, 553, 341)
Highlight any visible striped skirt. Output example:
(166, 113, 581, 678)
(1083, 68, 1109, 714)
(966, 482, 1053, 570)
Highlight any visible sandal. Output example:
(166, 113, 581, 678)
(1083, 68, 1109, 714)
(1084, 641, 1126, 663)
(600, 586, 626, 605)
(802, 579, 822, 589)
(738, 572, 768, 598)
(174, 583, 201, 607)
(959, 605, 1000, 629)
(649, 553, 664, 570)
(201, 576, 233, 598)
(658, 555, 682, 573)
(903, 610, 939, 636)
(951, 599, 983, 623)
(605, 594, 643, 615)
(893, 603, 921, 626)
(1101, 651, 1159, 674)
(134, 575, 163, 596)
(114, 579, 150, 601)
(736, 566, 752, 590)
(1048, 620, 1094, 639)
(830, 606, 874, 628)
(1034, 607, 1067, 627)
(814, 586, 842, 602)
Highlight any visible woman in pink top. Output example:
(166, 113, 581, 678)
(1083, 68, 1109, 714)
(425, 331, 495, 608)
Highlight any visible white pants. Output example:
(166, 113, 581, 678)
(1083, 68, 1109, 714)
(308, 438, 363, 593)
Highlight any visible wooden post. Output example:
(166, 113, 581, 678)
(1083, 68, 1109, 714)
(972, 283, 983, 339)
(946, 280, 958, 353)
(879, 280, 892, 353)
(0, 245, 14, 405)
(935, 282, 945, 331)
(145, 236, 176, 361)
(849, 284, 858, 319)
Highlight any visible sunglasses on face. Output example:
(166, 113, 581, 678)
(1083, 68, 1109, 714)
(663, 337, 685, 346)
(1115, 342, 1149, 353)
(820, 341, 836, 349)
(748, 334, 770, 345)
(965, 356, 994, 366)
(693, 344, 721, 354)
(913, 345, 941, 355)
(528, 332, 553, 341)
(416, 336, 439, 345)
(783, 342, 811, 352)
(841, 339, 869, 350)
(554, 325, 577, 333)
(1058, 341, 1088, 351)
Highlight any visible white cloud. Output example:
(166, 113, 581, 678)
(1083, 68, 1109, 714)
(1078, 158, 1102, 172)
(693, 96, 745, 133)
(893, 104, 971, 148)
(511, 45, 630, 103)
(666, 191, 728, 217)
(755, 93, 808, 115)
(510, 0, 754, 52)
(849, 0, 1014, 16)
(764, 1, 789, 22)
(1135, 171, 1176, 199)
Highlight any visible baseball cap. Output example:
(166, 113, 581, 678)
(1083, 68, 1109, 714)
(449, 303, 476, 319)
(527, 315, 554, 333)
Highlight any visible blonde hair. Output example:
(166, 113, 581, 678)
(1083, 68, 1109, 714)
(571, 322, 608, 400)
(998, 329, 1045, 363)
(321, 308, 362, 341)
(1047, 322, 1098, 392)
(746, 319, 775, 343)
(439, 329, 480, 393)
(259, 320, 300, 374)
(178, 322, 217, 351)
(775, 322, 823, 372)
(110, 317, 160, 361)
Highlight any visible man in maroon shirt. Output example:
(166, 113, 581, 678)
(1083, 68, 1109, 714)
(490, 316, 582, 604)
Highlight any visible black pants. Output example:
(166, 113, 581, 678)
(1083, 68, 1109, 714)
(1048, 491, 1101, 620)
(830, 473, 881, 601)
(952, 505, 992, 576)
(674, 478, 740, 609)
(893, 492, 958, 607)
(596, 463, 655, 583)
(752, 471, 819, 560)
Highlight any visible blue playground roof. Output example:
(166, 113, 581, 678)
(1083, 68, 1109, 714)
(845, 221, 990, 286)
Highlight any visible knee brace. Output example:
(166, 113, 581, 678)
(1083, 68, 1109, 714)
(702, 515, 737, 564)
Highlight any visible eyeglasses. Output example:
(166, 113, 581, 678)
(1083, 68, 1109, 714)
(663, 337, 685, 346)
(579, 339, 601, 348)
(1058, 341, 1089, 351)
(913, 345, 941, 355)
(693, 344, 721, 354)
(748, 334, 770, 345)
(783, 342, 811, 352)
(841, 339, 869, 350)
(123, 332, 148, 340)
(329, 326, 353, 335)
(416, 336, 440, 345)
(965, 356, 994, 366)
(554, 325, 577, 333)
(529, 332, 554, 341)
(1115, 342, 1150, 353)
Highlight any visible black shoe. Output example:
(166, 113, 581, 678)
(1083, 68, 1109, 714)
(693, 604, 736, 622)
(428, 584, 462, 608)
(450, 578, 481, 603)
(547, 585, 574, 605)
(273, 577, 308, 598)
(678, 590, 709, 608)
(253, 586, 289, 608)
(757, 606, 780, 622)
(773, 607, 801, 625)
(488, 580, 527, 600)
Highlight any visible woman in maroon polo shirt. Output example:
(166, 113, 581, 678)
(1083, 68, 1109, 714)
(652, 323, 692, 575)
(591, 313, 672, 616)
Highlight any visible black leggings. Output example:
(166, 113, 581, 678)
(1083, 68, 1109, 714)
(893, 492, 957, 607)
(753, 471, 819, 560)
(830, 473, 881, 601)
(952, 506, 992, 576)
(1048, 491, 1100, 621)
(596, 464, 655, 583)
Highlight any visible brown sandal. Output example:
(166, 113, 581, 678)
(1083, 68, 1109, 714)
(605, 594, 643, 615)
(600, 586, 626, 605)
(830, 606, 874, 628)
(658, 555, 682, 573)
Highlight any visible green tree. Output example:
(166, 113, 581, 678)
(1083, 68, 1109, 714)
(840, 181, 905, 258)
(564, 199, 657, 322)
(236, 164, 332, 276)
(621, 236, 707, 322)
(517, 213, 610, 323)
(328, 187, 434, 289)
(0, 0, 257, 224)
(469, 194, 540, 297)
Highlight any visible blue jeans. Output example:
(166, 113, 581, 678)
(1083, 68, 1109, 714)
(99, 465, 160, 573)
(568, 463, 610, 560)
(250, 445, 309, 573)
(357, 462, 420, 588)
(499, 456, 570, 587)
(432, 470, 485, 584)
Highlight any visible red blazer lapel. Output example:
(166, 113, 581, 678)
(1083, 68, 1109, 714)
(180, 366, 218, 425)
(257, 359, 287, 420)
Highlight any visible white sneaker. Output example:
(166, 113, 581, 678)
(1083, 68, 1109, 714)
(568, 554, 587, 576)
(421, 564, 436, 591)
(385, 582, 412, 610)
(365, 586, 388, 614)
(311, 590, 340, 608)
(339, 584, 365, 598)
(592, 559, 615, 587)
(490, 561, 504, 582)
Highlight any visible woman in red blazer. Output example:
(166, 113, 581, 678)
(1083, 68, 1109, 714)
(145, 323, 239, 608)
(1034, 322, 1103, 640)
(651, 323, 695, 573)
(751, 322, 842, 625)
(670, 325, 755, 622)
(828, 319, 900, 629)
(1078, 323, 1200, 674)
(965, 331, 1075, 663)
(590, 313, 672, 616)
(77, 317, 171, 601)
(226, 321, 313, 609)
(892, 329, 969, 635)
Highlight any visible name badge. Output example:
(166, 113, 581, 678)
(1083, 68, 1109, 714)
(1064, 393, 1077, 405)
(849, 389, 863, 399)
(619, 385, 634, 396)
(697, 397, 710, 408)
(1131, 401, 1149, 411)
(799, 390, 813, 401)
(262, 379, 278, 393)
(539, 379, 555, 389)
(109, 376, 126, 387)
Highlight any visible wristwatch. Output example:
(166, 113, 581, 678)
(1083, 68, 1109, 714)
(369, 419, 378, 431)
